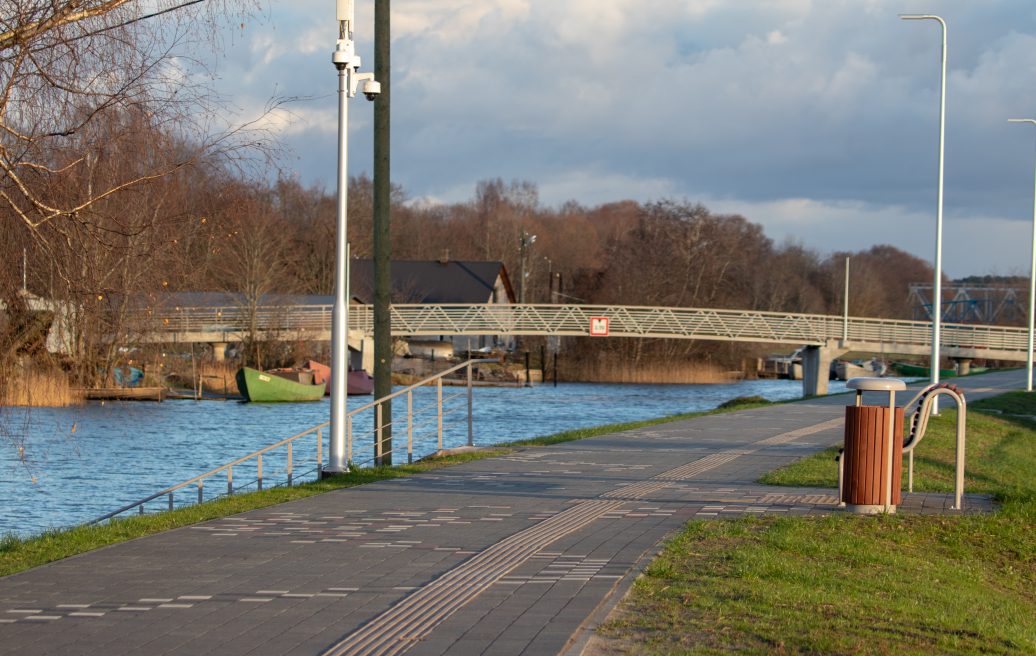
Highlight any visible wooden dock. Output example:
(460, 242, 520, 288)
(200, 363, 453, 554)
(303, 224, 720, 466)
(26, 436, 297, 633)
(75, 387, 167, 402)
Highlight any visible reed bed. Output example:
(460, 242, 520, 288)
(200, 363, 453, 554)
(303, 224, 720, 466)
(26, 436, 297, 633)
(196, 362, 239, 395)
(1, 367, 84, 407)
(560, 359, 739, 384)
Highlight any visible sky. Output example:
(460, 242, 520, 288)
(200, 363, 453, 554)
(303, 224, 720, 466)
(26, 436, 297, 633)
(201, 1, 1036, 279)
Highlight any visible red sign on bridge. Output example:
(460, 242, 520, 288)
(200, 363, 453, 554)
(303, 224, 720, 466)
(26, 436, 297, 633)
(589, 316, 610, 336)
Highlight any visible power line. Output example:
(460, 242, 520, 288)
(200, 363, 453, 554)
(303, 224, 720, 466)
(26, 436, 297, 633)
(74, 0, 207, 39)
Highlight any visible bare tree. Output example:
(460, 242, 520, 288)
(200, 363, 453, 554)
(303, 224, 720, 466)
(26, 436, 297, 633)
(211, 183, 297, 369)
(0, 0, 271, 379)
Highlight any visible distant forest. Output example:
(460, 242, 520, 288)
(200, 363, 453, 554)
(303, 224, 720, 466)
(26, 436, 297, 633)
(3, 158, 960, 380)
(0, 1, 994, 386)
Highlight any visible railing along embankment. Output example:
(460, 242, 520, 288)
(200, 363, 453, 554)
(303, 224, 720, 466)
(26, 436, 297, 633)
(88, 359, 497, 525)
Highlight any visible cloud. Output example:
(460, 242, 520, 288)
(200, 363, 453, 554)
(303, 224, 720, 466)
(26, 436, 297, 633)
(702, 196, 1031, 279)
(248, 106, 339, 137)
(199, 0, 1036, 277)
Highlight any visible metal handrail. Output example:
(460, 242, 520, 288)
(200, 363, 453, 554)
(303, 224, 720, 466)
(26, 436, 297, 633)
(88, 358, 500, 524)
(345, 359, 493, 414)
(88, 422, 328, 524)
(343, 359, 497, 466)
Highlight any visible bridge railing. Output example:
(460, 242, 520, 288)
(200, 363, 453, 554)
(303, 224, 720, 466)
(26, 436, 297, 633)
(385, 304, 1030, 351)
(87, 359, 497, 525)
(132, 302, 1031, 353)
(137, 304, 342, 334)
(840, 315, 1028, 351)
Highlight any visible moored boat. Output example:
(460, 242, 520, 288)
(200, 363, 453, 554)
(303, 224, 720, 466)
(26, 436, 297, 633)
(891, 362, 956, 378)
(833, 358, 887, 381)
(303, 359, 374, 396)
(235, 367, 326, 402)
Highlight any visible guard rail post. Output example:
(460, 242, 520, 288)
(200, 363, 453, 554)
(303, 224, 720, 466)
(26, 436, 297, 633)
(467, 361, 474, 447)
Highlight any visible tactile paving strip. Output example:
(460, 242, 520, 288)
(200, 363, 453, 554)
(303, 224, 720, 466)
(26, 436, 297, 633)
(322, 499, 626, 656)
(323, 417, 846, 655)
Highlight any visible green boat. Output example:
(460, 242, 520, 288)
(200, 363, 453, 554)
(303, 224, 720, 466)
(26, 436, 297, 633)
(235, 367, 326, 402)
(891, 362, 956, 378)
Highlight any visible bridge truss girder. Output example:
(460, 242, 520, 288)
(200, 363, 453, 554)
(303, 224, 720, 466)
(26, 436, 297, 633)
(135, 303, 1031, 362)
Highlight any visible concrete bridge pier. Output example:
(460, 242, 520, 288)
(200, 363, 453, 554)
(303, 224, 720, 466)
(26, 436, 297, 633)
(802, 342, 849, 397)
(952, 358, 972, 376)
(211, 342, 228, 362)
(352, 335, 375, 374)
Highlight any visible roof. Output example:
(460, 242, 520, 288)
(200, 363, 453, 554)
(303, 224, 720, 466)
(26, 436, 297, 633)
(349, 260, 515, 304)
(133, 261, 515, 310)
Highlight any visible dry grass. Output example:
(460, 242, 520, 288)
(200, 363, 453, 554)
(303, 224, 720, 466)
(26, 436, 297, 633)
(196, 362, 239, 395)
(1, 367, 83, 407)
(162, 361, 239, 395)
(562, 359, 738, 384)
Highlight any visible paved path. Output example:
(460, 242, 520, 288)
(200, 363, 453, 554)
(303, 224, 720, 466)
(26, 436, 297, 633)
(0, 370, 1019, 655)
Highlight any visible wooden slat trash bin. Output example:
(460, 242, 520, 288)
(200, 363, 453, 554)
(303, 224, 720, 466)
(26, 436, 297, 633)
(843, 405, 904, 509)
(842, 377, 907, 514)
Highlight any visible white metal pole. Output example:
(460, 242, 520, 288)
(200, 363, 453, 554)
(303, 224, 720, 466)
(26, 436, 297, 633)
(1008, 118, 1036, 392)
(519, 232, 527, 304)
(1031, 176, 1035, 393)
(902, 14, 947, 411)
(327, 11, 355, 474)
(1029, 130, 1036, 393)
(842, 256, 849, 342)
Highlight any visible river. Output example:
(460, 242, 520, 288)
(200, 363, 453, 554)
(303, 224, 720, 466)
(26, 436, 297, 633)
(0, 378, 849, 538)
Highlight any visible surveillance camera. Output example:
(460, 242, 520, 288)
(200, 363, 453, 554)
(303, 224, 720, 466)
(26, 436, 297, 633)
(331, 48, 350, 69)
(362, 79, 381, 101)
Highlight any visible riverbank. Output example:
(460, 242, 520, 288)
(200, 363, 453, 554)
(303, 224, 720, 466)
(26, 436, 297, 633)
(0, 370, 1020, 655)
(0, 378, 822, 536)
(0, 399, 771, 577)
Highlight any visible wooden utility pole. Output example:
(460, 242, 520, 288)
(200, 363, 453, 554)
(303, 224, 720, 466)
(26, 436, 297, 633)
(373, 0, 392, 463)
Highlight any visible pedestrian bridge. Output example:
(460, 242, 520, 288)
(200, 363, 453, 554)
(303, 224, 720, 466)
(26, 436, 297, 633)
(135, 302, 1030, 395)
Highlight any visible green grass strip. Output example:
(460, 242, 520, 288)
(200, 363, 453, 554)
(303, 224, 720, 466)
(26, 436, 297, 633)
(598, 508, 1036, 655)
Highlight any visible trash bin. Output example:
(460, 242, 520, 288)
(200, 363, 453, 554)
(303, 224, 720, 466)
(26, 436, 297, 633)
(842, 377, 906, 514)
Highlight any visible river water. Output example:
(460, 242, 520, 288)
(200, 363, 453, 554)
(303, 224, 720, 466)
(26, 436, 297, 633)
(0, 378, 849, 538)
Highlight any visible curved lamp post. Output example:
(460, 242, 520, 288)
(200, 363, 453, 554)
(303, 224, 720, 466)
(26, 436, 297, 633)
(1009, 118, 1036, 392)
(901, 14, 947, 405)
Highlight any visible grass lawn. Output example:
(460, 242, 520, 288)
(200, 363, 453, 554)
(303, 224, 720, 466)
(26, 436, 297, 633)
(594, 392, 1036, 655)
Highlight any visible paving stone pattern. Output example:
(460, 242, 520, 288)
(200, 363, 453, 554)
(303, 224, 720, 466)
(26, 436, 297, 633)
(0, 371, 1014, 655)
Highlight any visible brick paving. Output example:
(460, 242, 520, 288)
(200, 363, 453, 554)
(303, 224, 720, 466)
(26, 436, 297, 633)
(0, 371, 1017, 655)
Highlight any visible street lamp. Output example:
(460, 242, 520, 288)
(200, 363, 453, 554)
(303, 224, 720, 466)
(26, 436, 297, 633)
(519, 231, 536, 304)
(327, 0, 380, 474)
(901, 14, 947, 402)
(543, 256, 554, 303)
(1008, 118, 1036, 392)
(842, 256, 850, 343)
